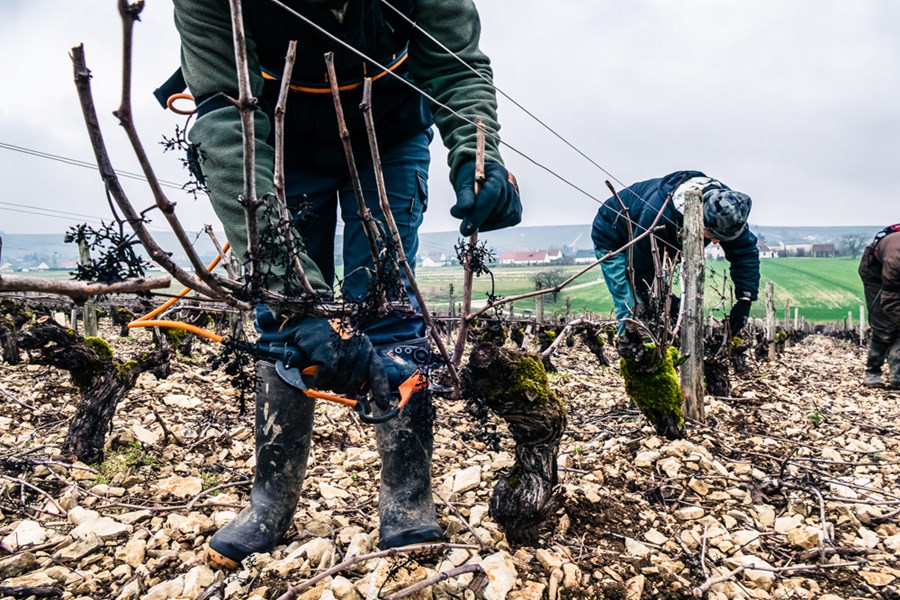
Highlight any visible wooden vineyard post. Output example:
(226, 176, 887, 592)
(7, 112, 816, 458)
(447, 283, 455, 346)
(77, 237, 99, 338)
(535, 292, 544, 325)
(680, 190, 705, 422)
(860, 304, 866, 344)
(794, 307, 799, 329)
(783, 301, 792, 348)
(765, 282, 776, 360)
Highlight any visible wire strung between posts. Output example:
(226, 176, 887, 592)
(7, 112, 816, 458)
(265, 0, 743, 319)
(378, 1, 630, 192)
(375, 1, 697, 250)
(0, 142, 186, 190)
(266, 0, 601, 204)
(266, 0, 692, 258)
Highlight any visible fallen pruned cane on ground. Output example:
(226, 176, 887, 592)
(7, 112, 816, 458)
(692, 561, 866, 597)
(272, 543, 479, 600)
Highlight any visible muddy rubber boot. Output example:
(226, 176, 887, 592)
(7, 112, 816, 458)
(887, 340, 900, 389)
(862, 372, 884, 387)
(206, 361, 315, 570)
(374, 339, 443, 550)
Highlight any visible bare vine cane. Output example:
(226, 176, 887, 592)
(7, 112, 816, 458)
(272, 40, 317, 297)
(324, 52, 384, 269)
(113, 1, 236, 298)
(451, 119, 486, 373)
(71, 44, 228, 303)
(273, 543, 479, 600)
(359, 78, 461, 392)
(467, 196, 672, 321)
(225, 0, 265, 295)
(204, 226, 237, 280)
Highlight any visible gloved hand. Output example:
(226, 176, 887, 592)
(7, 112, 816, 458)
(728, 299, 752, 333)
(451, 160, 522, 236)
(291, 318, 390, 409)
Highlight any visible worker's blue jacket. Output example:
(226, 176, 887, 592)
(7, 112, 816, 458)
(591, 170, 760, 301)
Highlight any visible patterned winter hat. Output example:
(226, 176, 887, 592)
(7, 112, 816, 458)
(702, 188, 752, 241)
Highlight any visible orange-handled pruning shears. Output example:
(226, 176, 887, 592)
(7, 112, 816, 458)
(126, 244, 428, 423)
(273, 363, 427, 424)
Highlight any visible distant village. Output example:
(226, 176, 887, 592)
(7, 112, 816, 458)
(0, 232, 858, 273)
(415, 240, 843, 268)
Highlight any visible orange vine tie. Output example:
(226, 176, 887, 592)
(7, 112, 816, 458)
(166, 93, 196, 115)
(128, 319, 223, 343)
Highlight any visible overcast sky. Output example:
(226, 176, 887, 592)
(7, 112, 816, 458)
(1, 1, 897, 236)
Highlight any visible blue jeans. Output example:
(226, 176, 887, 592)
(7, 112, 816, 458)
(597, 249, 636, 335)
(284, 130, 433, 345)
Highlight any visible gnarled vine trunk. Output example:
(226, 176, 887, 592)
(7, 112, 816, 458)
(17, 320, 171, 463)
(617, 332, 685, 440)
(464, 342, 565, 544)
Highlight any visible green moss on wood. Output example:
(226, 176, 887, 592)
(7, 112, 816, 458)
(116, 359, 138, 382)
(84, 336, 113, 361)
(620, 344, 684, 433)
(162, 327, 188, 347)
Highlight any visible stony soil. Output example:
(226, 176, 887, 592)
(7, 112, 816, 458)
(1, 327, 899, 600)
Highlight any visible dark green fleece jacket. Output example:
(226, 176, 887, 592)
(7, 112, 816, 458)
(173, 0, 503, 294)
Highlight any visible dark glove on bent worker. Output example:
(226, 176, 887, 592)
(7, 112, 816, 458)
(451, 160, 522, 236)
(291, 318, 391, 409)
(729, 298, 752, 333)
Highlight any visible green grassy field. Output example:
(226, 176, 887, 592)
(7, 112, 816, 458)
(416, 257, 865, 323)
(9, 257, 865, 323)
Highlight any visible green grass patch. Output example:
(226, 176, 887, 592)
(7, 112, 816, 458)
(417, 257, 864, 323)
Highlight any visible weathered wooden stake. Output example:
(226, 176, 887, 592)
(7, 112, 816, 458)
(447, 283, 455, 346)
(860, 304, 866, 344)
(794, 307, 799, 329)
(77, 238, 99, 338)
(765, 282, 776, 360)
(535, 292, 544, 324)
(680, 190, 705, 422)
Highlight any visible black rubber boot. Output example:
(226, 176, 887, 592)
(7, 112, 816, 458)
(206, 361, 315, 569)
(863, 338, 892, 387)
(374, 339, 443, 550)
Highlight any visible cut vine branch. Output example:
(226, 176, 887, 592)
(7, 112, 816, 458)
(0, 275, 171, 303)
(114, 0, 232, 299)
(452, 118, 486, 371)
(272, 39, 316, 297)
(359, 78, 460, 391)
(71, 44, 229, 304)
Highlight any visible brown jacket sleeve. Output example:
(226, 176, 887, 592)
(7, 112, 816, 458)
(878, 233, 900, 324)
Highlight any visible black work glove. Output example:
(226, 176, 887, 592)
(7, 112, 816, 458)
(728, 298, 752, 333)
(451, 160, 522, 236)
(292, 318, 390, 409)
